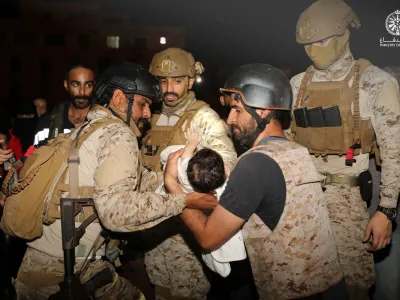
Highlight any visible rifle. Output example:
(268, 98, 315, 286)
(48, 198, 113, 300)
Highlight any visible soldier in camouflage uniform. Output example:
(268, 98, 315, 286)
(368, 66, 400, 300)
(164, 63, 346, 299)
(290, 1, 400, 299)
(140, 48, 237, 300)
(13, 62, 218, 300)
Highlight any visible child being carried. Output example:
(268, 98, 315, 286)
(158, 128, 246, 277)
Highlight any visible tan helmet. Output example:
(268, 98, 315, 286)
(149, 47, 205, 78)
(296, 0, 361, 44)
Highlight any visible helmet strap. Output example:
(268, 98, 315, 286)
(108, 107, 124, 121)
(108, 93, 135, 126)
(241, 100, 273, 132)
(126, 94, 134, 126)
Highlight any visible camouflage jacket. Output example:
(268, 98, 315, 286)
(150, 93, 237, 170)
(290, 51, 400, 209)
(28, 105, 186, 258)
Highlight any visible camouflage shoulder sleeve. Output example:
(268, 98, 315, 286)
(290, 72, 306, 109)
(140, 169, 163, 192)
(287, 72, 306, 136)
(361, 66, 400, 208)
(190, 106, 237, 169)
(93, 124, 186, 232)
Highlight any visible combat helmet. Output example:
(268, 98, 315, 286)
(220, 64, 292, 130)
(296, 0, 360, 44)
(149, 48, 204, 78)
(94, 61, 161, 126)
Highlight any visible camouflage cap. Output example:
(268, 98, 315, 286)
(149, 47, 204, 78)
(296, 0, 361, 44)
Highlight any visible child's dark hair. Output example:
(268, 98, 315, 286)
(187, 148, 226, 193)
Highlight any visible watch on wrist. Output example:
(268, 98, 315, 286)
(377, 205, 397, 221)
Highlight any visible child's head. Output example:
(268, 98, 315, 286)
(187, 148, 226, 193)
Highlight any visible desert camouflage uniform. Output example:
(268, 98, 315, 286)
(15, 248, 145, 300)
(142, 93, 237, 300)
(368, 66, 400, 300)
(290, 52, 400, 296)
(241, 140, 343, 299)
(14, 105, 186, 299)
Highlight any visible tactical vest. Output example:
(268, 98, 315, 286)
(141, 100, 209, 172)
(241, 140, 343, 299)
(292, 59, 375, 156)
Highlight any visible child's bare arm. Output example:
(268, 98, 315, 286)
(182, 128, 201, 159)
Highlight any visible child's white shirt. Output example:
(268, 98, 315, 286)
(201, 183, 247, 277)
(158, 146, 247, 277)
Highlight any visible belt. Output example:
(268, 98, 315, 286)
(322, 172, 359, 187)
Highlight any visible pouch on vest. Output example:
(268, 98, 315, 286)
(294, 107, 309, 128)
(292, 59, 376, 156)
(323, 106, 342, 127)
(0, 118, 123, 241)
(307, 107, 325, 127)
(358, 170, 373, 205)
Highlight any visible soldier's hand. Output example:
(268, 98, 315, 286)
(363, 211, 392, 251)
(0, 193, 6, 207)
(185, 192, 218, 210)
(0, 148, 12, 164)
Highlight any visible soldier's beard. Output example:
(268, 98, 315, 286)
(70, 95, 92, 109)
(229, 119, 259, 151)
(137, 118, 150, 135)
(305, 29, 350, 70)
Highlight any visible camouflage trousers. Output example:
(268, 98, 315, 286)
(14, 247, 145, 300)
(324, 184, 375, 299)
(144, 231, 210, 300)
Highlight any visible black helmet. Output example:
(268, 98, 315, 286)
(220, 64, 292, 111)
(220, 64, 292, 131)
(95, 61, 162, 106)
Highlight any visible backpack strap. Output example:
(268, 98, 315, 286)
(64, 118, 124, 277)
(68, 117, 125, 197)
(67, 117, 125, 212)
(68, 122, 91, 199)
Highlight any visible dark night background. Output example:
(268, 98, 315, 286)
(0, 0, 399, 112)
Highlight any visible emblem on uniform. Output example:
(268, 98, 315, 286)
(144, 145, 160, 156)
(157, 57, 178, 75)
(386, 9, 400, 36)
